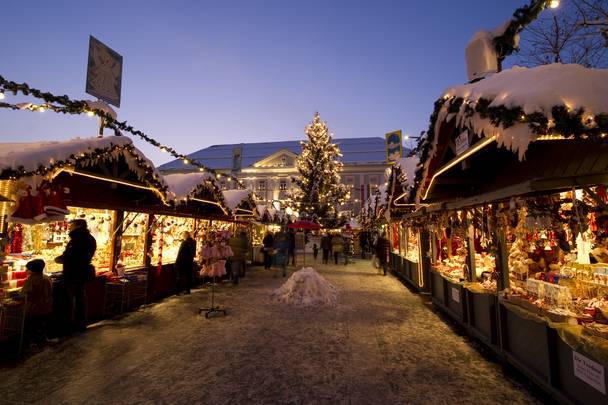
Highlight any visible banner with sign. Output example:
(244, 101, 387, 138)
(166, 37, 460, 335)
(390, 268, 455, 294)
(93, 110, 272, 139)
(385, 130, 402, 164)
(86, 36, 123, 108)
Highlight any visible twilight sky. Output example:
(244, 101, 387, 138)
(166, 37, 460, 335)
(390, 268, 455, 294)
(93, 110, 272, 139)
(1, 0, 528, 165)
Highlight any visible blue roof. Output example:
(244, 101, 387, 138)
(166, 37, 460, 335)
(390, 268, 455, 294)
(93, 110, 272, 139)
(159, 137, 395, 171)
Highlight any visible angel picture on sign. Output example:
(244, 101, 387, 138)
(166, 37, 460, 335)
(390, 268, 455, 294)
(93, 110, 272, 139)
(86, 36, 123, 107)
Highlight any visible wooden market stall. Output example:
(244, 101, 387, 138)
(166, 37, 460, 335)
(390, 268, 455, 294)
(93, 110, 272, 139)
(386, 156, 432, 293)
(404, 64, 608, 403)
(0, 136, 170, 332)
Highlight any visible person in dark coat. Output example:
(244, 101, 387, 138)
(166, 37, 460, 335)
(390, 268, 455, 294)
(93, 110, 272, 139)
(20, 259, 53, 346)
(262, 231, 274, 270)
(55, 219, 97, 333)
(321, 233, 331, 265)
(375, 231, 390, 276)
(175, 231, 196, 294)
(228, 231, 248, 284)
(287, 229, 296, 266)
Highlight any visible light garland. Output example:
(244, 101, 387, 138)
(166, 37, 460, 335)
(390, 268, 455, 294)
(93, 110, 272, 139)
(0, 75, 245, 188)
(409, 93, 608, 204)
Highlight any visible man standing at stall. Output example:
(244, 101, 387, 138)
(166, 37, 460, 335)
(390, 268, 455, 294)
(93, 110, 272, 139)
(175, 231, 196, 294)
(55, 219, 97, 333)
(375, 231, 390, 276)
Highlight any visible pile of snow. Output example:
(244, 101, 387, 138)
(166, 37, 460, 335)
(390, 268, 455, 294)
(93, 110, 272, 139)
(440, 63, 608, 160)
(270, 267, 338, 307)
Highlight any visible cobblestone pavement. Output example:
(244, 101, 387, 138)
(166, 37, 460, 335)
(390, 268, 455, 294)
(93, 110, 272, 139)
(0, 259, 547, 404)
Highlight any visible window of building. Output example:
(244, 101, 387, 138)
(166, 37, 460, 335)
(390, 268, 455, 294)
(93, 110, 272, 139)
(279, 179, 287, 190)
(344, 175, 355, 189)
(257, 180, 266, 190)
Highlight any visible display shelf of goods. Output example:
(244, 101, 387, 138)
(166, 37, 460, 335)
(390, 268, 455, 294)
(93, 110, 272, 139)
(433, 226, 468, 282)
(119, 212, 148, 269)
(432, 221, 497, 291)
(404, 228, 419, 263)
(2, 207, 113, 292)
(503, 191, 608, 339)
(151, 216, 195, 265)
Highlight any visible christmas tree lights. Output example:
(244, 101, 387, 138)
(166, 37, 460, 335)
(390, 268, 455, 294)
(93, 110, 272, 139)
(291, 112, 349, 227)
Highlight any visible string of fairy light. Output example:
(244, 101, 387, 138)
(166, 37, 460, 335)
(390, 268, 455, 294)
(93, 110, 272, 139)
(0, 75, 245, 188)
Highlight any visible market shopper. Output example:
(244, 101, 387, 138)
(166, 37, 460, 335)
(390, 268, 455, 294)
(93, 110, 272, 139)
(20, 259, 53, 347)
(331, 233, 344, 265)
(175, 231, 196, 294)
(287, 229, 296, 266)
(262, 231, 274, 270)
(273, 230, 289, 276)
(375, 231, 390, 276)
(55, 219, 97, 333)
(228, 231, 248, 285)
(321, 233, 331, 265)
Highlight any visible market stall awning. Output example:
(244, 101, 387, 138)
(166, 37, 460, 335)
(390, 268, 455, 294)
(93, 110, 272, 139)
(163, 172, 228, 217)
(411, 64, 608, 205)
(222, 189, 256, 217)
(0, 136, 170, 215)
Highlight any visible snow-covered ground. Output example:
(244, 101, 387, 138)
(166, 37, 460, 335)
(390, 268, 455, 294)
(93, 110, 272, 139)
(0, 259, 546, 404)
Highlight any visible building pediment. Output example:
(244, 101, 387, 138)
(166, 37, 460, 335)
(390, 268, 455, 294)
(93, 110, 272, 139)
(252, 149, 298, 168)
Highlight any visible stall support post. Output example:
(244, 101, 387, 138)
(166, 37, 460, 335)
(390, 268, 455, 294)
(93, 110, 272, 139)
(430, 230, 438, 266)
(143, 214, 153, 268)
(465, 210, 476, 282)
(110, 210, 124, 273)
(495, 226, 509, 292)
(419, 229, 431, 290)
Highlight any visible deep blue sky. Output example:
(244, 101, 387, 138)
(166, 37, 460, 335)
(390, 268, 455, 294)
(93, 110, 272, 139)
(1, 0, 529, 165)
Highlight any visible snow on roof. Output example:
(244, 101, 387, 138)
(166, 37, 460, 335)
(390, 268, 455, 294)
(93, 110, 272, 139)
(0, 136, 132, 173)
(0, 136, 167, 189)
(394, 156, 419, 189)
(442, 64, 608, 159)
(159, 137, 394, 171)
(222, 189, 254, 211)
(163, 172, 218, 201)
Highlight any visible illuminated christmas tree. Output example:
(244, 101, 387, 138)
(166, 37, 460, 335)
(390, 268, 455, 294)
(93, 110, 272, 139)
(292, 112, 349, 227)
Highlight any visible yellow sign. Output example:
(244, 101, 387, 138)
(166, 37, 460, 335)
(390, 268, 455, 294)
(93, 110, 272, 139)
(385, 130, 402, 164)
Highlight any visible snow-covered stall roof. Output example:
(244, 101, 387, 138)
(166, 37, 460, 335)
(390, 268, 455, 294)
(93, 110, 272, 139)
(394, 156, 419, 190)
(222, 189, 255, 212)
(163, 172, 225, 209)
(0, 136, 168, 191)
(442, 63, 608, 159)
(413, 63, 608, 203)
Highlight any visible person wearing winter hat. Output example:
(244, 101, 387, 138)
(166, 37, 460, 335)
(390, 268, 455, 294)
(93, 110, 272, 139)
(20, 259, 53, 346)
(55, 219, 97, 333)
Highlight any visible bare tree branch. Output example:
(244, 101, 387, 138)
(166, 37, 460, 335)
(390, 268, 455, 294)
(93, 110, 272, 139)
(515, 0, 608, 68)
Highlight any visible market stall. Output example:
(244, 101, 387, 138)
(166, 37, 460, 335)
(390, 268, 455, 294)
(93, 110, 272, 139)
(408, 63, 608, 403)
(0, 136, 169, 331)
(386, 156, 431, 292)
(149, 172, 231, 297)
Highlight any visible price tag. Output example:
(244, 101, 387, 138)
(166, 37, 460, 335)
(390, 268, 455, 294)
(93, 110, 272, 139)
(573, 351, 606, 394)
(451, 287, 460, 303)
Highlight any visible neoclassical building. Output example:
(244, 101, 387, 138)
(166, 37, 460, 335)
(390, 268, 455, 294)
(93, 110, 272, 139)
(159, 137, 395, 215)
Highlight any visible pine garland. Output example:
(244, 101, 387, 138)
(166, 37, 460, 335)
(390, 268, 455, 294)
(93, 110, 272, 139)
(410, 92, 608, 204)
(493, 0, 552, 65)
(0, 75, 244, 188)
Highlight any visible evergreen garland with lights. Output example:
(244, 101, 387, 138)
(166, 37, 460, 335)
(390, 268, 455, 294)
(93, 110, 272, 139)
(291, 112, 349, 227)
(410, 90, 608, 204)
(0, 75, 244, 188)
(492, 0, 555, 66)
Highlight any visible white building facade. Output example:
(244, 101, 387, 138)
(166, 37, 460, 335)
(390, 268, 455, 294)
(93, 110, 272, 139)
(159, 138, 395, 215)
